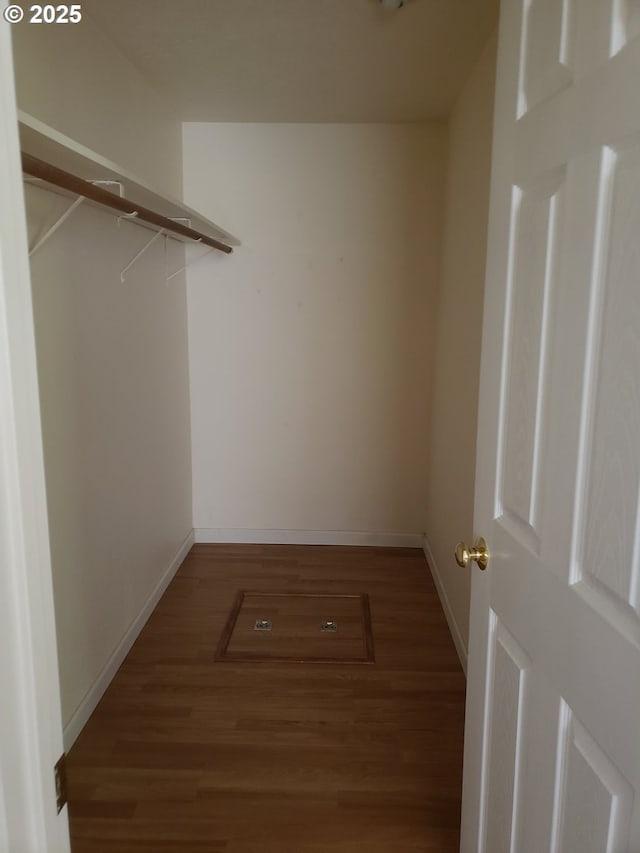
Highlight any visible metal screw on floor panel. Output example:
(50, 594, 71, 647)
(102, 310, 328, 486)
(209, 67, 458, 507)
(254, 619, 272, 631)
(321, 620, 337, 632)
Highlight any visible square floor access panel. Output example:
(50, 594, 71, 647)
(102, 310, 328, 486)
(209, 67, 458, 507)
(215, 592, 375, 664)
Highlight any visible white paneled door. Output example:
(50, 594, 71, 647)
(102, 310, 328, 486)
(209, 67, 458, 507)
(461, 2, 640, 851)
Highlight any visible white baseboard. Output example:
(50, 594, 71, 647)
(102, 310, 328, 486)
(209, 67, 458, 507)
(62, 529, 195, 751)
(422, 534, 468, 675)
(194, 528, 423, 548)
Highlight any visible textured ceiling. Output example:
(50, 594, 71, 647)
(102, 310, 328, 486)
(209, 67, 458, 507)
(85, 0, 499, 122)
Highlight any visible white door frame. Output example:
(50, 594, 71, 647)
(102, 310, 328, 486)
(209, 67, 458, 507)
(0, 18, 70, 853)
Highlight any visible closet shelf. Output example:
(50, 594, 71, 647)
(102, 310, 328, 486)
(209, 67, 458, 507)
(19, 112, 240, 253)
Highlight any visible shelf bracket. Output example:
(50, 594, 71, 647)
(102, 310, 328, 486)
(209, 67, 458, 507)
(117, 210, 139, 228)
(166, 242, 217, 282)
(29, 195, 84, 258)
(120, 228, 165, 282)
(89, 180, 125, 197)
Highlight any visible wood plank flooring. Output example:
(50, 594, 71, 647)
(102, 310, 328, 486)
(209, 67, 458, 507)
(67, 544, 466, 852)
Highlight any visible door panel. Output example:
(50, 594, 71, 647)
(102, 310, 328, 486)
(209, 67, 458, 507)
(499, 172, 564, 553)
(578, 141, 640, 619)
(483, 616, 530, 852)
(522, 0, 575, 114)
(461, 1, 640, 849)
(556, 712, 633, 853)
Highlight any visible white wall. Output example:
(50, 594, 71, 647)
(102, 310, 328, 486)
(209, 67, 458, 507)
(12, 24, 193, 739)
(26, 192, 193, 737)
(11, 12, 182, 198)
(183, 122, 446, 542)
(424, 33, 498, 666)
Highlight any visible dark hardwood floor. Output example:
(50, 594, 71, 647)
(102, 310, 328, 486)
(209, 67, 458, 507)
(67, 544, 466, 852)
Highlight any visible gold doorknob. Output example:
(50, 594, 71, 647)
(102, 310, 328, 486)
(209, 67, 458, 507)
(455, 537, 489, 570)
